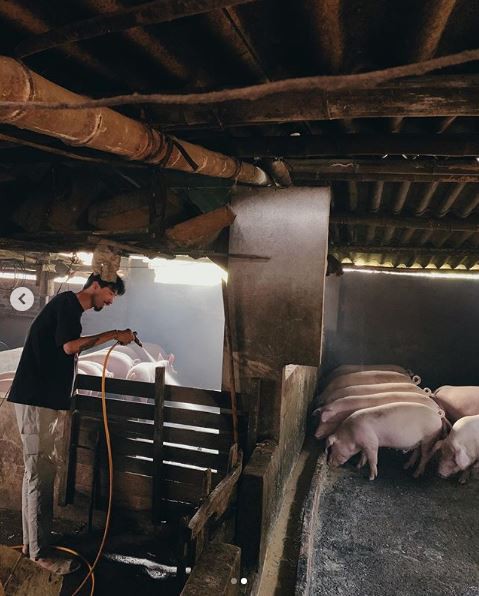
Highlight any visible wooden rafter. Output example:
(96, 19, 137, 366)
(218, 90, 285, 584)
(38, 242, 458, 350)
(15, 0, 256, 58)
(199, 134, 479, 159)
(292, 158, 479, 182)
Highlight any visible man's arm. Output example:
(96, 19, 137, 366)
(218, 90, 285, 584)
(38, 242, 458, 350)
(63, 329, 135, 355)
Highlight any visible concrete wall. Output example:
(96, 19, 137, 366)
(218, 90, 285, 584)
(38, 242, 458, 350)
(238, 367, 318, 573)
(230, 187, 329, 578)
(229, 186, 330, 439)
(323, 269, 479, 389)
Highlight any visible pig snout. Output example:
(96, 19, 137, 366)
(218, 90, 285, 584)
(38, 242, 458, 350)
(437, 456, 460, 479)
(326, 435, 359, 467)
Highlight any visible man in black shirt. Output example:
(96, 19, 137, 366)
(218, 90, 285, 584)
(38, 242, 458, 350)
(8, 273, 135, 575)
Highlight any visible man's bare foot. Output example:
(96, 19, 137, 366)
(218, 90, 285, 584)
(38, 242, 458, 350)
(33, 555, 80, 576)
(21, 545, 28, 556)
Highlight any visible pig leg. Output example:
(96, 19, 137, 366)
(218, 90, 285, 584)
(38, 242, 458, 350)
(413, 435, 438, 478)
(363, 444, 379, 480)
(403, 448, 419, 470)
(356, 452, 367, 469)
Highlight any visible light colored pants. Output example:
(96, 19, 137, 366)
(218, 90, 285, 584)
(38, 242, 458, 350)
(14, 404, 59, 559)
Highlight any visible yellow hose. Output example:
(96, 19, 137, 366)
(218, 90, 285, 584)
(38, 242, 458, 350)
(71, 342, 117, 595)
(13, 342, 117, 595)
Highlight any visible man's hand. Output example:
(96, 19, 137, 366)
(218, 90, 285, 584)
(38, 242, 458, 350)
(116, 328, 136, 345)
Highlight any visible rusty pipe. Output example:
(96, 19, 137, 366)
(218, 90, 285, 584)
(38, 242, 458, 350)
(0, 56, 270, 185)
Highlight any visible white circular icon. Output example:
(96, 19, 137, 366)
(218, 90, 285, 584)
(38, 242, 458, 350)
(10, 287, 35, 312)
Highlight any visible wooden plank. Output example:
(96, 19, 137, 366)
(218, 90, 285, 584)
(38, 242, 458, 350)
(76, 448, 221, 487)
(82, 415, 154, 440)
(76, 393, 154, 419)
(163, 462, 219, 487)
(76, 464, 204, 508)
(188, 451, 243, 538)
(166, 386, 234, 409)
(77, 438, 229, 475)
(164, 405, 239, 432)
(81, 415, 236, 450)
(110, 436, 154, 458)
(163, 445, 229, 473)
(163, 480, 203, 505)
(76, 393, 244, 429)
(164, 426, 233, 452)
(75, 374, 155, 399)
(152, 366, 165, 523)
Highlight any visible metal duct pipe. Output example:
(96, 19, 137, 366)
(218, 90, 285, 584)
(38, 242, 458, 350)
(0, 57, 270, 185)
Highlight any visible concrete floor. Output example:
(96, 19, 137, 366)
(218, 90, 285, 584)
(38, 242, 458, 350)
(0, 508, 181, 595)
(310, 450, 479, 596)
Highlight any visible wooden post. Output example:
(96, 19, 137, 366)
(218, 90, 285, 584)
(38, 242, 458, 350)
(194, 468, 212, 563)
(152, 366, 165, 524)
(221, 280, 239, 463)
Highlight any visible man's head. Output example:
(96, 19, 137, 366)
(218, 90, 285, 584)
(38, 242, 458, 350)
(82, 273, 125, 311)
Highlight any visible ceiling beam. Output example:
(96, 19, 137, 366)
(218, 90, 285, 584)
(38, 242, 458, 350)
(291, 158, 479, 182)
(146, 74, 479, 128)
(15, 0, 256, 58)
(201, 134, 479, 158)
(330, 213, 479, 232)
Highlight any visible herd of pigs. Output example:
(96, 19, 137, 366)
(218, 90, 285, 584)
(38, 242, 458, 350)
(313, 364, 479, 483)
(0, 342, 178, 399)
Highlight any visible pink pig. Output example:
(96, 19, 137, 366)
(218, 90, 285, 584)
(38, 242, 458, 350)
(433, 386, 479, 423)
(321, 382, 426, 406)
(320, 371, 416, 403)
(326, 403, 447, 480)
(433, 415, 479, 483)
(314, 392, 441, 440)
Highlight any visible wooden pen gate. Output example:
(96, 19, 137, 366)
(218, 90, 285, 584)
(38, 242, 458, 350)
(60, 369, 253, 521)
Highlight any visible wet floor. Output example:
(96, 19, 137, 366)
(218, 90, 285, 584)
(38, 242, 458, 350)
(310, 451, 479, 596)
(0, 509, 182, 595)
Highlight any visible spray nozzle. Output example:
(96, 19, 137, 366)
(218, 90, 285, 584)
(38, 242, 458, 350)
(133, 331, 143, 348)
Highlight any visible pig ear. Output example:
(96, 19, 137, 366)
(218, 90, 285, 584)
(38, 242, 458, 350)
(326, 435, 336, 448)
(455, 445, 470, 469)
(321, 408, 332, 423)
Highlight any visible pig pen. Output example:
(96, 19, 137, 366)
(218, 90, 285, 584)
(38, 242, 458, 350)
(296, 450, 479, 596)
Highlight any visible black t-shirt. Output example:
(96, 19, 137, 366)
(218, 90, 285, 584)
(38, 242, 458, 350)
(8, 291, 84, 410)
